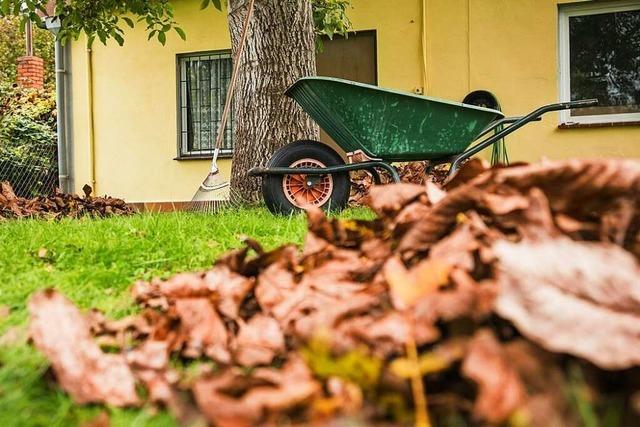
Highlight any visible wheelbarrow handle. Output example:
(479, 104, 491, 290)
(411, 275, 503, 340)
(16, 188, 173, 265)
(447, 98, 599, 179)
(559, 98, 599, 109)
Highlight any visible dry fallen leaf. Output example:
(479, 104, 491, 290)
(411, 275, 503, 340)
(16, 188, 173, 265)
(493, 236, 640, 370)
(368, 183, 428, 215)
(204, 265, 255, 319)
(383, 256, 452, 310)
(462, 329, 527, 423)
(173, 298, 231, 363)
(234, 314, 285, 366)
(193, 356, 319, 427)
(28, 289, 139, 406)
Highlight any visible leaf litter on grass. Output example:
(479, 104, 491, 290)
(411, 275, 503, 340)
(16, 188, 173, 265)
(0, 182, 132, 219)
(27, 158, 640, 426)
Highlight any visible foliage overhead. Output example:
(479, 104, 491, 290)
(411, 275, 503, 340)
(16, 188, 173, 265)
(1, 0, 352, 47)
(312, 0, 352, 50)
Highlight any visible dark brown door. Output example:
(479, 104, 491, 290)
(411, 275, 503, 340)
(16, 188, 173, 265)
(316, 31, 377, 155)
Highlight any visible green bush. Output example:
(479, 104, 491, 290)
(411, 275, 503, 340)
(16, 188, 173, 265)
(0, 84, 57, 197)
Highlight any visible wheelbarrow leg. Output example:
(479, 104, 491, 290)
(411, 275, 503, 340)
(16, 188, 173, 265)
(373, 163, 401, 183)
(364, 167, 383, 185)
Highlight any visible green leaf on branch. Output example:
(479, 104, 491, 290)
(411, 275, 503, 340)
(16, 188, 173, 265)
(174, 27, 186, 41)
(122, 17, 135, 28)
(312, 0, 353, 50)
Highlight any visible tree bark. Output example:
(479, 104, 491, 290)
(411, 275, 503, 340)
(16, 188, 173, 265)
(228, 0, 319, 203)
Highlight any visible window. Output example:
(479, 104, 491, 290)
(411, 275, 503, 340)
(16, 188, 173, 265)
(177, 51, 234, 158)
(559, 1, 640, 124)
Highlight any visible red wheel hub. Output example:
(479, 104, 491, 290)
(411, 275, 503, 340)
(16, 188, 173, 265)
(282, 158, 333, 208)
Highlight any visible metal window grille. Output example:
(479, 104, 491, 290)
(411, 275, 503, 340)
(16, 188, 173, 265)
(178, 51, 234, 157)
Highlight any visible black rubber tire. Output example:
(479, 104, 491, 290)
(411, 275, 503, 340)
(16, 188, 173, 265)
(262, 140, 350, 215)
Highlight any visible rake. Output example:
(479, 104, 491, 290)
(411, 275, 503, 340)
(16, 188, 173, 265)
(189, 0, 255, 213)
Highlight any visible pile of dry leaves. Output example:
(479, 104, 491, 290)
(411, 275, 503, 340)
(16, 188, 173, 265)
(0, 182, 132, 219)
(28, 158, 640, 426)
(350, 161, 449, 206)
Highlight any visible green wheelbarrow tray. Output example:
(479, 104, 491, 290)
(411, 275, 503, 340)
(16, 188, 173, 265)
(249, 77, 598, 182)
(287, 77, 504, 161)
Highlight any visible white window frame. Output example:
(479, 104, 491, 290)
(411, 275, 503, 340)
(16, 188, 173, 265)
(558, 0, 640, 125)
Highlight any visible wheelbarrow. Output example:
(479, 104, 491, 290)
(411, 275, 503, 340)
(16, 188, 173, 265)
(248, 77, 597, 214)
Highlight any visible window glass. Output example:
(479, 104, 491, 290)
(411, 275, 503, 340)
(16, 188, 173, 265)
(568, 9, 640, 117)
(178, 52, 233, 157)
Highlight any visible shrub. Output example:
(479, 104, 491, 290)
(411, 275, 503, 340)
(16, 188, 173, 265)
(0, 84, 57, 197)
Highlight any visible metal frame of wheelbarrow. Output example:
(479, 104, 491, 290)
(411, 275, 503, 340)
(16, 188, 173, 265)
(248, 99, 598, 183)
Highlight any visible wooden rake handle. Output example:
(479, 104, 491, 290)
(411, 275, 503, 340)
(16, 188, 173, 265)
(213, 0, 256, 159)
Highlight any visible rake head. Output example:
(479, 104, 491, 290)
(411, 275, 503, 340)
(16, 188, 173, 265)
(188, 171, 239, 213)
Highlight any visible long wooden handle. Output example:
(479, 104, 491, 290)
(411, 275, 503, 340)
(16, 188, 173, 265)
(214, 0, 255, 153)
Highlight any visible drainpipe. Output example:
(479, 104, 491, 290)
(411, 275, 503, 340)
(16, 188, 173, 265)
(86, 47, 97, 194)
(45, 17, 73, 193)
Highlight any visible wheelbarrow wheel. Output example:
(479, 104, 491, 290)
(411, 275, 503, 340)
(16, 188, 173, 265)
(262, 140, 350, 215)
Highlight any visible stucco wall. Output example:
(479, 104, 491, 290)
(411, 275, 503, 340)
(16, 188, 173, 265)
(69, 0, 640, 202)
(426, 0, 639, 163)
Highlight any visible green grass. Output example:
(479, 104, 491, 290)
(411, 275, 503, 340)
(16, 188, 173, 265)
(0, 207, 373, 426)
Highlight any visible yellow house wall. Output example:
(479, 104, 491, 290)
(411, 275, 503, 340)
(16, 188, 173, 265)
(69, 0, 640, 202)
(426, 0, 639, 161)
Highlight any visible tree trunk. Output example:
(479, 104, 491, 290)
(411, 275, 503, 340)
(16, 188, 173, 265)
(228, 0, 319, 203)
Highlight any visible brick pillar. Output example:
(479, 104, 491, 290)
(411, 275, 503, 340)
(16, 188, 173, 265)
(17, 56, 45, 89)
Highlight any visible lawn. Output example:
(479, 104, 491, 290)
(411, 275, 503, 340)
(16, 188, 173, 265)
(0, 207, 373, 427)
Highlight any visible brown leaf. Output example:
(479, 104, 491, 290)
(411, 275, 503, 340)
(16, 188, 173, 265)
(204, 265, 255, 319)
(429, 223, 479, 271)
(157, 272, 211, 299)
(368, 183, 427, 216)
(126, 340, 169, 371)
(173, 298, 231, 363)
(493, 236, 640, 369)
(503, 340, 579, 427)
(444, 158, 491, 189)
(410, 269, 496, 324)
(192, 356, 319, 427)
(393, 201, 431, 231)
(461, 329, 527, 423)
(255, 263, 298, 314)
(383, 256, 452, 310)
(234, 314, 285, 366)
(336, 312, 425, 356)
(28, 289, 139, 406)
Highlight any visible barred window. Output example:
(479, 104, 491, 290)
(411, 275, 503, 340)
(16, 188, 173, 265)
(177, 51, 234, 158)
